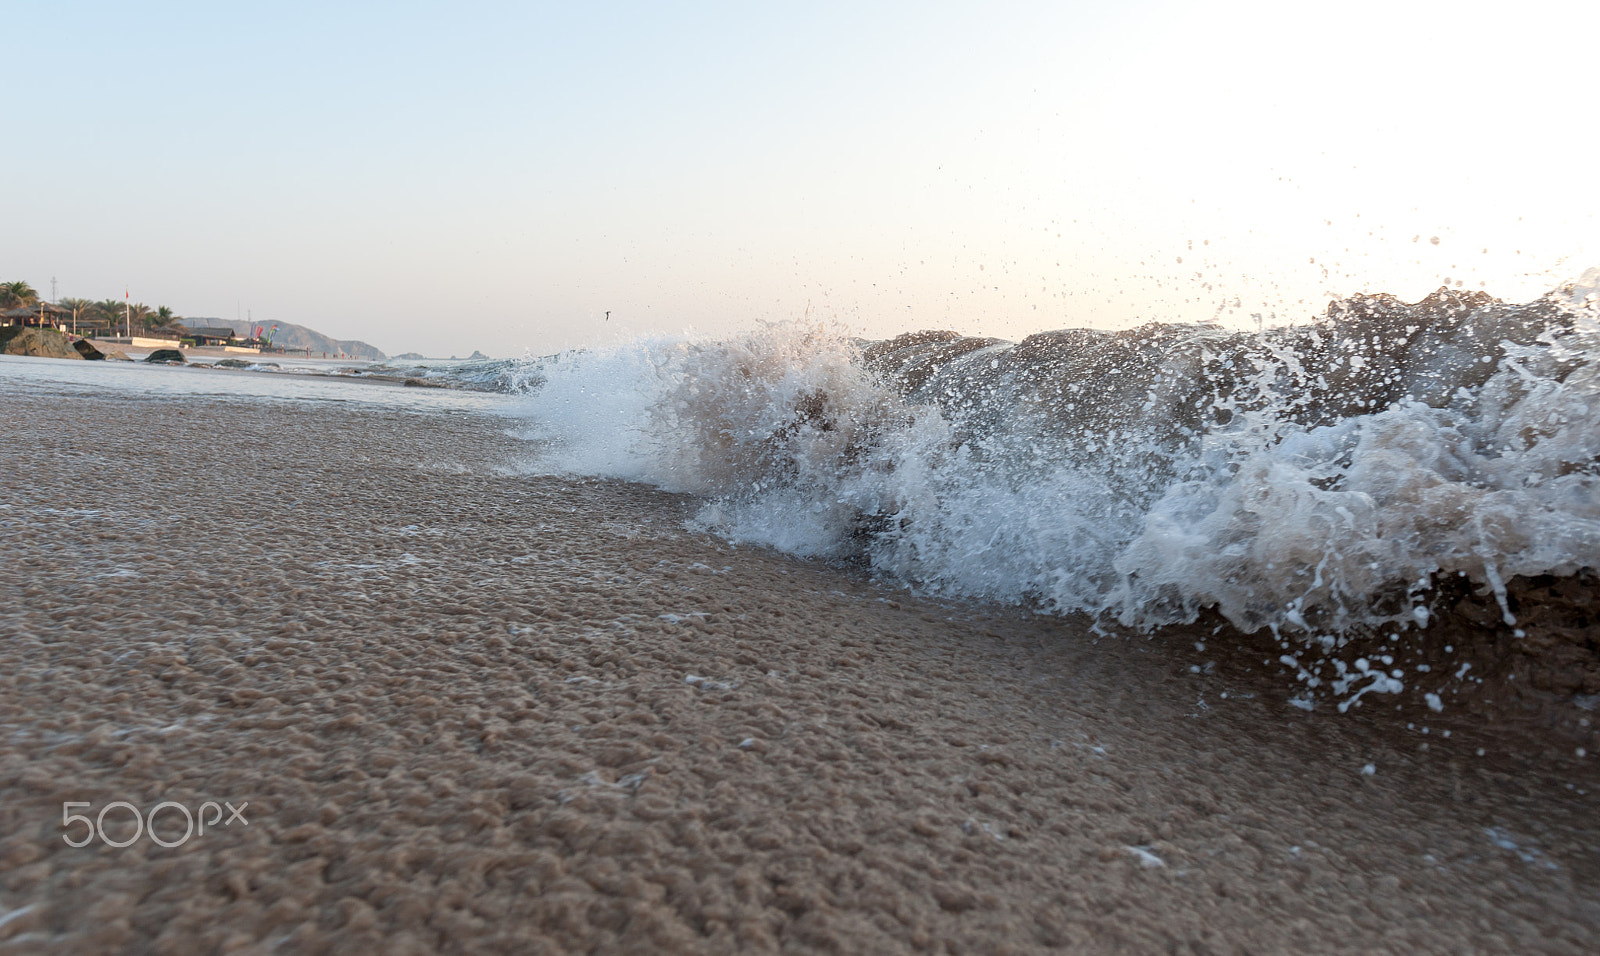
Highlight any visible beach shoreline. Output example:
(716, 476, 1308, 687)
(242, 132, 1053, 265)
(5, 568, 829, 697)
(2, 386, 1597, 953)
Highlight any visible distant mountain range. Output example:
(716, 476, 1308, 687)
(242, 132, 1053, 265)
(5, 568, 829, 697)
(186, 317, 386, 361)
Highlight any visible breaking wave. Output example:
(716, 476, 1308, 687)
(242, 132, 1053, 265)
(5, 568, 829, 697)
(512, 271, 1600, 702)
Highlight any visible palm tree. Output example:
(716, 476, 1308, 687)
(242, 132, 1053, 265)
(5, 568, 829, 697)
(59, 297, 96, 336)
(94, 298, 127, 336)
(0, 280, 38, 309)
(152, 305, 180, 327)
(128, 303, 154, 334)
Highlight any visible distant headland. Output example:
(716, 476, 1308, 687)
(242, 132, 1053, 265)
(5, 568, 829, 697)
(185, 317, 386, 361)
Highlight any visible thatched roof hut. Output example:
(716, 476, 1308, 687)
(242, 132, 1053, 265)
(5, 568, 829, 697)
(3, 302, 70, 327)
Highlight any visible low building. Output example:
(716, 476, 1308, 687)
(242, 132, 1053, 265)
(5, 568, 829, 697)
(3, 303, 71, 328)
(182, 326, 240, 347)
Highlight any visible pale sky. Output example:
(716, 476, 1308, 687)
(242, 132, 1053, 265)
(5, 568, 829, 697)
(5, 1, 1595, 358)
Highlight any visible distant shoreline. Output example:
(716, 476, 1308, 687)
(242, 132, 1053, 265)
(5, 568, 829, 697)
(111, 346, 473, 391)
(89, 340, 371, 362)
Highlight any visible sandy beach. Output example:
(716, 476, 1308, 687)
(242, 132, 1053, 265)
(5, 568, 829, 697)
(2, 387, 1597, 954)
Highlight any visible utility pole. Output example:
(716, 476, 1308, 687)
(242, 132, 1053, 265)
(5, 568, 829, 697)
(51, 277, 57, 301)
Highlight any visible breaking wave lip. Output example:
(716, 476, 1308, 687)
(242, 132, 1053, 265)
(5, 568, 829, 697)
(511, 270, 1600, 710)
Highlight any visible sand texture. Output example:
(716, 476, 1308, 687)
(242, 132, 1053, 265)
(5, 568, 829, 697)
(2, 391, 1597, 954)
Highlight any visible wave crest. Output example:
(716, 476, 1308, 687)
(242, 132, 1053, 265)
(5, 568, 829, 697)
(515, 275, 1600, 649)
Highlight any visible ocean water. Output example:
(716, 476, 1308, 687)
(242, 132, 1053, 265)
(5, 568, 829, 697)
(0, 353, 507, 414)
(506, 271, 1600, 708)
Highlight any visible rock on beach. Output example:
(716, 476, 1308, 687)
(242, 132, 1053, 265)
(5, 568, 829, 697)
(72, 339, 132, 361)
(0, 326, 83, 360)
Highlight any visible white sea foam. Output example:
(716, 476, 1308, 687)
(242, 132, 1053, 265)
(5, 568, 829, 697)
(513, 273, 1600, 707)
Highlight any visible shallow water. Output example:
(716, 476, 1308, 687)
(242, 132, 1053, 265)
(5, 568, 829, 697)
(0, 353, 509, 415)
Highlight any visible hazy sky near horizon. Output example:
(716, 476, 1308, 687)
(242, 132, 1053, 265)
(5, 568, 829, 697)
(6, 1, 1596, 358)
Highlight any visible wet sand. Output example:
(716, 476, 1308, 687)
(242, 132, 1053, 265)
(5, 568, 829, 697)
(1, 389, 1597, 954)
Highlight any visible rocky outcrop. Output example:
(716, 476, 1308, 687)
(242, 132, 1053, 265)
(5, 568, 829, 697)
(145, 349, 187, 364)
(0, 327, 84, 360)
(74, 339, 133, 361)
